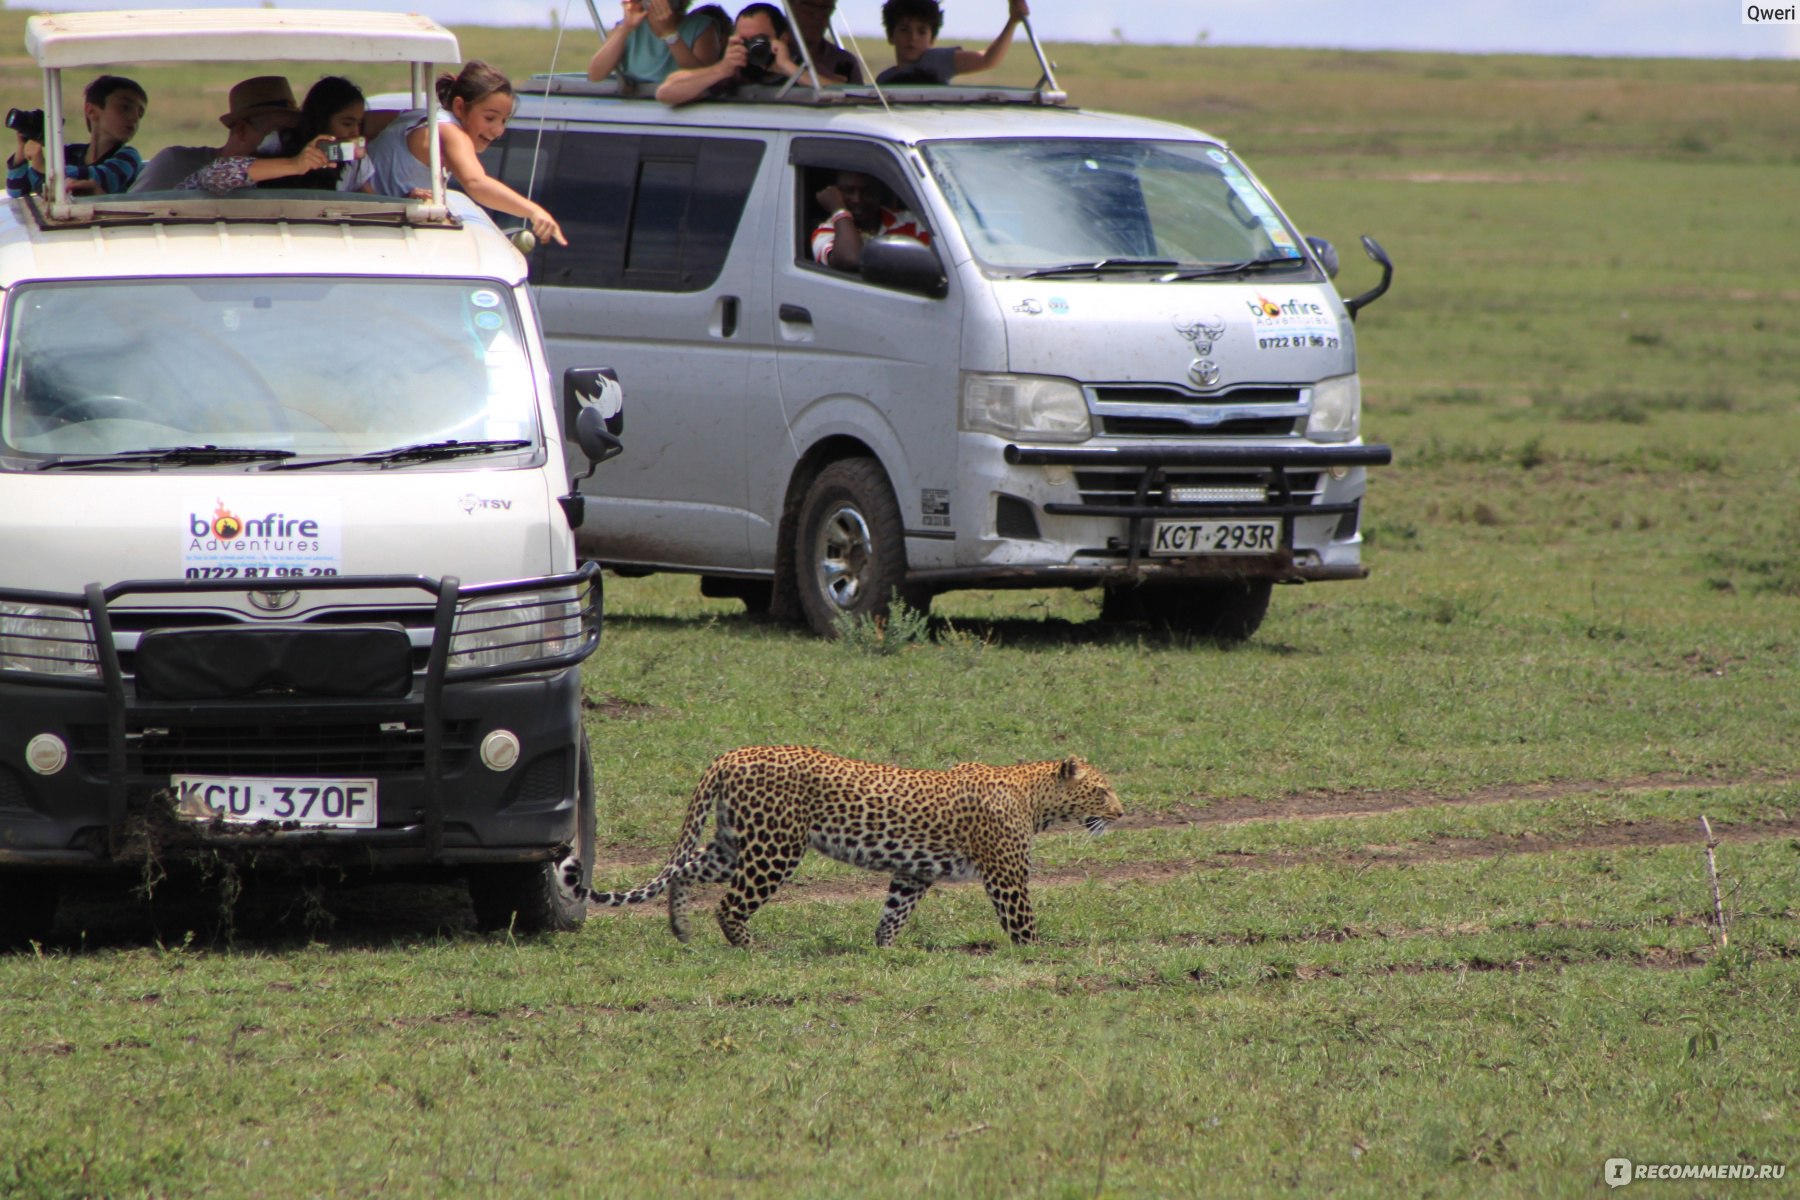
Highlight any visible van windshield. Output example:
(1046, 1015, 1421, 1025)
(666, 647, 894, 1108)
(921, 139, 1313, 277)
(0, 277, 540, 464)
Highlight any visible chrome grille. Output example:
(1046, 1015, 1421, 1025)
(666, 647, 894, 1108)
(1088, 384, 1307, 439)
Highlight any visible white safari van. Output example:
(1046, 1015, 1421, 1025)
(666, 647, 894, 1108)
(0, 10, 625, 943)
(479, 60, 1393, 639)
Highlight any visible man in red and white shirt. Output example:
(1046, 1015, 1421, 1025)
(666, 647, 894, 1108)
(811, 170, 931, 272)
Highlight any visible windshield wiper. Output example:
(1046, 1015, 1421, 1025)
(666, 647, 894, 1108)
(1159, 257, 1306, 281)
(266, 438, 532, 471)
(35, 445, 296, 470)
(1020, 258, 1180, 279)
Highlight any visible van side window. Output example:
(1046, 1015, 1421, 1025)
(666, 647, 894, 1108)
(485, 131, 764, 292)
(788, 139, 934, 286)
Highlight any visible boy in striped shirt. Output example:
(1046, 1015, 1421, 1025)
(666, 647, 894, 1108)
(7, 75, 147, 198)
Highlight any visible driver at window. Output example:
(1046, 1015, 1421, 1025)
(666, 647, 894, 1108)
(811, 169, 930, 273)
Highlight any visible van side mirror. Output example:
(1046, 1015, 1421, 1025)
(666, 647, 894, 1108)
(563, 366, 624, 439)
(575, 405, 623, 466)
(860, 235, 948, 298)
(1304, 236, 1339, 279)
(1343, 235, 1394, 322)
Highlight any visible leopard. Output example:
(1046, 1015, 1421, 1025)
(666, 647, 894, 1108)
(582, 746, 1125, 947)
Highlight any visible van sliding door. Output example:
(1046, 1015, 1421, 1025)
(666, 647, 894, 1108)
(487, 127, 770, 572)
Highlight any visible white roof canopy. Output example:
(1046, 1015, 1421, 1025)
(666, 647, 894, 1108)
(25, 8, 460, 69)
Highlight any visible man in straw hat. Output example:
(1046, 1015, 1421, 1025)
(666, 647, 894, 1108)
(130, 75, 327, 194)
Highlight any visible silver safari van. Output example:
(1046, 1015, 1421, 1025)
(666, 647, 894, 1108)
(481, 68, 1392, 639)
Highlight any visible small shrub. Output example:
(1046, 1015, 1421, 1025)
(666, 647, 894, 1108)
(833, 591, 932, 654)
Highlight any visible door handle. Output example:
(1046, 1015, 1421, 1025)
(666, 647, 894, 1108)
(712, 294, 739, 339)
(779, 303, 813, 325)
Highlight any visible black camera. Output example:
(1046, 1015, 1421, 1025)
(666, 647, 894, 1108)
(6, 108, 45, 145)
(743, 34, 775, 70)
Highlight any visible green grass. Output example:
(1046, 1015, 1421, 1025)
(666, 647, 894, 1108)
(4, 14, 1800, 1197)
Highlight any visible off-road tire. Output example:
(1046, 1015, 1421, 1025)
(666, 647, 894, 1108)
(468, 736, 595, 934)
(795, 458, 921, 638)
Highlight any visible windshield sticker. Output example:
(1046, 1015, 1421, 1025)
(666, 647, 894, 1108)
(1246, 295, 1341, 351)
(470, 289, 502, 309)
(1220, 166, 1301, 255)
(1206, 149, 1229, 164)
(183, 498, 343, 579)
(474, 310, 504, 331)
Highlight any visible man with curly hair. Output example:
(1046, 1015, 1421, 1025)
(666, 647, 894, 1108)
(876, 0, 1029, 86)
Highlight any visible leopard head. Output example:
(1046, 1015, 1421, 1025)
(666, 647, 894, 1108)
(1039, 756, 1125, 834)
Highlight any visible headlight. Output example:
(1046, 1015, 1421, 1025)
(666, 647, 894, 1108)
(959, 373, 1091, 443)
(0, 601, 98, 679)
(450, 588, 584, 669)
(1307, 373, 1361, 442)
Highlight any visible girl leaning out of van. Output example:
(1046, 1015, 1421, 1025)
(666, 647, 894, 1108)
(365, 61, 566, 246)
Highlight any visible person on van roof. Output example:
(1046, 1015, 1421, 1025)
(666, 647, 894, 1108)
(587, 0, 727, 89)
(812, 169, 931, 273)
(877, 0, 1029, 86)
(788, 0, 862, 84)
(364, 61, 566, 246)
(7, 74, 147, 198)
(655, 3, 821, 105)
(129, 77, 330, 194)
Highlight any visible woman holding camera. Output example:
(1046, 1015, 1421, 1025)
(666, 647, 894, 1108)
(656, 3, 819, 106)
(6, 74, 146, 197)
(587, 0, 728, 89)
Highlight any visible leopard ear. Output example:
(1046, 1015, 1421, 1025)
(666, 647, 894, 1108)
(1059, 757, 1081, 781)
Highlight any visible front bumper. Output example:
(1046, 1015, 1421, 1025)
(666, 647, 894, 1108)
(0, 565, 600, 871)
(911, 440, 1393, 589)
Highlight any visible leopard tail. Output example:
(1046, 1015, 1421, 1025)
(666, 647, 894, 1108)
(579, 759, 721, 905)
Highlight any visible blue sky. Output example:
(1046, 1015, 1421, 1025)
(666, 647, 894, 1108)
(9, 0, 1800, 57)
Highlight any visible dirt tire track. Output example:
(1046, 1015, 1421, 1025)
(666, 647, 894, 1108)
(591, 813, 1800, 910)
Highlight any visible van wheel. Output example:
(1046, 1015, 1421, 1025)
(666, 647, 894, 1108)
(0, 872, 62, 949)
(468, 736, 595, 934)
(796, 458, 918, 638)
(1102, 580, 1272, 641)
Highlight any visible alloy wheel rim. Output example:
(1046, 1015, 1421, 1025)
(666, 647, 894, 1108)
(814, 503, 873, 610)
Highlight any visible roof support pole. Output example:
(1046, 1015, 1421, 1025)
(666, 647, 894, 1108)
(43, 67, 67, 214)
(1020, 16, 1064, 102)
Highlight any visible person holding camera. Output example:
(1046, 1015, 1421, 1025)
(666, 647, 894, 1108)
(6, 75, 147, 198)
(129, 77, 329, 194)
(586, 0, 727, 89)
(260, 77, 376, 192)
(655, 2, 819, 105)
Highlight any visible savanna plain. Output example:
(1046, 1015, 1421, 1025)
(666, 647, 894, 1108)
(1, 20, 1797, 1198)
